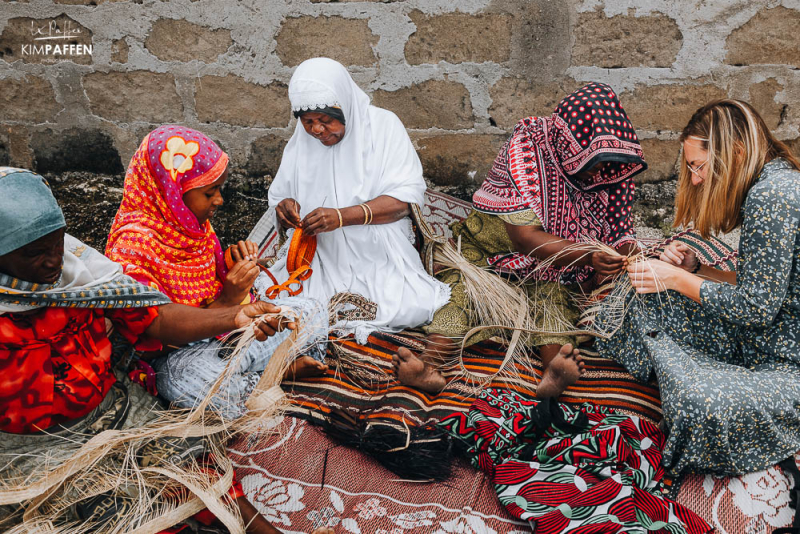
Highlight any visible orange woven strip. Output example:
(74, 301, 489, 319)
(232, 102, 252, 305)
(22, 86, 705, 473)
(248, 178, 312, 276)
(265, 228, 317, 299)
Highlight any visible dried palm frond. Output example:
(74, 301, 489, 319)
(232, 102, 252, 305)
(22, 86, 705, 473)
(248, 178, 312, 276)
(427, 235, 674, 387)
(523, 238, 672, 339)
(432, 240, 595, 387)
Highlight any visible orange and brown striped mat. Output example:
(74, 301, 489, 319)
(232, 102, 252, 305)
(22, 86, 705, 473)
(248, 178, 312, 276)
(283, 332, 663, 428)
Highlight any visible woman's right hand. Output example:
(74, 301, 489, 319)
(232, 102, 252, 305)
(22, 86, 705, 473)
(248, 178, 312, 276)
(660, 241, 699, 272)
(590, 250, 626, 278)
(276, 198, 302, 229)
(219, 260, 259, 306)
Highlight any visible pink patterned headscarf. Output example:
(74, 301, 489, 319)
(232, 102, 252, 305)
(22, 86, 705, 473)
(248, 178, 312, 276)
(106, 125, 230, 306)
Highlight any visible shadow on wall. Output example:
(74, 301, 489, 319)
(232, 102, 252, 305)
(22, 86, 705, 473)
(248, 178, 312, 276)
(32, 128, 123, 174)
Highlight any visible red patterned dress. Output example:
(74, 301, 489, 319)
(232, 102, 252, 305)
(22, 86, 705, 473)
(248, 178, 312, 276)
(0, 306, 159, 434)
(441, 388, 712, 533)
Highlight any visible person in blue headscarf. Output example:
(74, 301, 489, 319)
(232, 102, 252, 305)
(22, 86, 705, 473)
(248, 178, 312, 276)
(0, 167, 332, 534)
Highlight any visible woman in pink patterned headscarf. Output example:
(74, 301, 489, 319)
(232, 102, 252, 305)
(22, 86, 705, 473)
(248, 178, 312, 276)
(106, 125, 328, 422)
(396, 83, 647, 397)
(106, 124, 258, 308)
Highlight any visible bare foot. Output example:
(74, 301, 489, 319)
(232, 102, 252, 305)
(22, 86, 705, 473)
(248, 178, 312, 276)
(283, 355, 328, 381)
(536, 344, 585, 399)
(312, 528, 335, 534)
(392, 347, 446, 395)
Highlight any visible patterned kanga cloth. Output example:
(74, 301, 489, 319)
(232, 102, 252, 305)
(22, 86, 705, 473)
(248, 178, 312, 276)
(439, 388, 713, 534)
(285, 332, 663, 428)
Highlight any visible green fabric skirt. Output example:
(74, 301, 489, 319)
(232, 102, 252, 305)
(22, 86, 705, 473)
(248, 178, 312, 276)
(424, 210, 578, 348)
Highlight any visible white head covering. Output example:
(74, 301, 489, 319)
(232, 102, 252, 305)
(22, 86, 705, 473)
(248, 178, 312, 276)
(267, 58, 449, 342)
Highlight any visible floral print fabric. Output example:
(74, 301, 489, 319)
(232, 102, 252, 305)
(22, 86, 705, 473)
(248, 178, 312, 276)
(597, 158, 800, 475)
(439, 388, 711, 534)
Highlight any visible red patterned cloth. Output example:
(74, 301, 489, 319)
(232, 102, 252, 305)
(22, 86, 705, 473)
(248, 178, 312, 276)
(472, 82, 646, 283)
(440, 388, 712, 534)
(0, 306, 159, 434)
(106, 125, 228, 307)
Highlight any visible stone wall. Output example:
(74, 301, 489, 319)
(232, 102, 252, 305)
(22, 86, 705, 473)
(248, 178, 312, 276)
(2, 0, 800, 248)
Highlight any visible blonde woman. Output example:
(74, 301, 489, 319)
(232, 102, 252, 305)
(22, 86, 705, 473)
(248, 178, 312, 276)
(597, 99, 800, 476)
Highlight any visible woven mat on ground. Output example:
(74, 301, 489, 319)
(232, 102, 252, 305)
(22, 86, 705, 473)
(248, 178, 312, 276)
(285, 333, 663, 426)
(230, 417, 800, 533)
(230, 417, 530, 534)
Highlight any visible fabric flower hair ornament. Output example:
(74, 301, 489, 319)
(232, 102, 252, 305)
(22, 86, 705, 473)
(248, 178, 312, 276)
(160, 136, 200, 182)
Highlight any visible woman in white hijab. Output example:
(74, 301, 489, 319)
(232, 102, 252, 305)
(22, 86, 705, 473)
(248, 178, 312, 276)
(267, 58, 450, 347)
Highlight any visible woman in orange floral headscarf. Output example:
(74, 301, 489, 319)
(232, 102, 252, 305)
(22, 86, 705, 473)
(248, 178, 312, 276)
(107, 125, 328, 419)
(107, 124, 259, 308)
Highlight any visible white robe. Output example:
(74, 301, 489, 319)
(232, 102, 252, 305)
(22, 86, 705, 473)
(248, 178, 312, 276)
(267, 58, 449, 343)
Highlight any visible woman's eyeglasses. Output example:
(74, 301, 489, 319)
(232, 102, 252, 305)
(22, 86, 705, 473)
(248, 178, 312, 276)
(686, 160, 708, 175)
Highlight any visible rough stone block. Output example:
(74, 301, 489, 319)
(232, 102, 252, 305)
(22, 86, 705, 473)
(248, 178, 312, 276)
(749, 78, 785, 129)
(32, 127, 124, 174)
(372, 80, 473, 130)
(416, 134, 506, 187)
(726, 7, 800, 67)
(0, 134, 9, 166)
(84, 71, 183, 123)
(787, 137, 800, 160)
(638, 138, 679, 183)
(276, 16, 377, 67)
(145, 19, 232, 63)
(496, 0, 571, 81)
(572, 10, 682, 68)
(247, 135, 287, 177)
(0, 76, 61, 122)
(0, 15, 93, 65)
(488, 77, 580, 130)
(111, 38, 129, 63)
(53, 0, 127, 4)
(622, 83, 727, 132)
(195, 76, 288, 128)
(0, 125, 33, 168)
(405, 10, 512, 65)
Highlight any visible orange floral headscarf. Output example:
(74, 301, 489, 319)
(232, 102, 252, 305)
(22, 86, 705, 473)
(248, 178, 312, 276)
(106, 125, 229, 307)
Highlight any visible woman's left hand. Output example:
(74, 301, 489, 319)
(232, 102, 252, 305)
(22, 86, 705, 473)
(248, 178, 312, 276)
(228, 240, 259, 263)
(627, 258, 687, 294)
(302, 208, 342, 236)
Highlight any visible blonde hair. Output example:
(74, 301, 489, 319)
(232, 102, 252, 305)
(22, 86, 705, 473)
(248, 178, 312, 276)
(674, 99, 800, 238)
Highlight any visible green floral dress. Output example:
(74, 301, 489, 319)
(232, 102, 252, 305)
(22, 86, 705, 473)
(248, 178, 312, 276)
(597, 159, 800, 475)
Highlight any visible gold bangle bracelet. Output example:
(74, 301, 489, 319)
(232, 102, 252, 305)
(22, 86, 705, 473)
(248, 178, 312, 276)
(364, 203, 374, 225)
(359, 203, 370, 225)
(335, 208, 343, 229)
